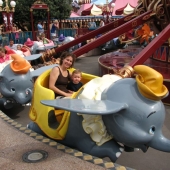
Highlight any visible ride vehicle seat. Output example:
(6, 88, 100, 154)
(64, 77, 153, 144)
(29, 69, 71, 140)
(29, 68, 98, 140)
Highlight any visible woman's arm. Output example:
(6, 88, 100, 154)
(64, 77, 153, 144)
(49, 67, 72, 97)
(54, 23, 59, 29)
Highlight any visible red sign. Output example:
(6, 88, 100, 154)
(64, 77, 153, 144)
(2, 12, 14, 32)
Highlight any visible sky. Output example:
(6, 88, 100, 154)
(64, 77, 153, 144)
(91, 0, 112, 5)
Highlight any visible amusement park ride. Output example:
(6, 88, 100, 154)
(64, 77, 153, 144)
(1, 0, 170, 166)
(51, 0, 170, 103)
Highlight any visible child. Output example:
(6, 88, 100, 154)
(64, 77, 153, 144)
(17, 44, 22, 51)
(0, 47, 11, 63)
(40, 33, 51, 44)
(15, 44, 25, 57)
(67, 69, 83, 92)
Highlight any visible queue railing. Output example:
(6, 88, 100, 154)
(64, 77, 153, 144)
(1, 28, 97, 46)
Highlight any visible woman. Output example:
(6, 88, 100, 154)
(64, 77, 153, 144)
(99, 19, 105, 27)
(49, 52, 76, 98)
(50, 20, 59, 39)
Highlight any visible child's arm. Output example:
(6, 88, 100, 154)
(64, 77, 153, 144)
(44, 38, 50, 43)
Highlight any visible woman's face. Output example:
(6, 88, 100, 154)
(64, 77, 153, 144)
(62, 56, 73, 69)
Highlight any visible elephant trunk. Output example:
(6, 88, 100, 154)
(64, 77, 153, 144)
(149, 133, 170, 152)
(15, 88, 32, 104)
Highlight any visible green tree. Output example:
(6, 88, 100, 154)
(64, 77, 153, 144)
(0, 0, 72, 31)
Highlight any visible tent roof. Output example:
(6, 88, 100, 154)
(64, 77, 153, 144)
(75, 0, 138, 16)
(81, 4, 102, 16)
(91, 4, 102, 15)
(115, 3, 135, 15)
(70, 11, 80, 17)
(81, 4, 94, 16)
(123, 3, 135, 15)
(77, 4, 92, 15)
(112, 0, 138, 15)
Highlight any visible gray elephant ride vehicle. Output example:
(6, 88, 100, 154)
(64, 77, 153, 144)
(28, 64, 170, 162)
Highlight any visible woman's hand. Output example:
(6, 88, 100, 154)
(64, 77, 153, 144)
(64, 92, 73, 97)
(68, 90, 74, 94)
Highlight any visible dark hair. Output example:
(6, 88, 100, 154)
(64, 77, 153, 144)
(60, 51, 76, 68)
(9, 39, 14, 42)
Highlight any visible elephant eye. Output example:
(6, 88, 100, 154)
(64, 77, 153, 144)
(26, 90, 29, 95)
(11, 88, 15, 92)
(26, 88, 31, 95)
(149, 126, 155, 135)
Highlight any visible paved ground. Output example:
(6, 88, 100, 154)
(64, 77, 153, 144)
(1, 55, 170, 170)
(0, 112, 110, 170)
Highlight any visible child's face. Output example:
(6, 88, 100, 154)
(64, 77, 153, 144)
(41, 34, 45, 39)
(72, 73, 81, 84)
(17, 45, 21, 50)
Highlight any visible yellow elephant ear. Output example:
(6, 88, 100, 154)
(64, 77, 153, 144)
(134, 65, 168, 101)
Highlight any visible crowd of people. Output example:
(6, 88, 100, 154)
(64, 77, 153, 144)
(37, 20, 59, 40)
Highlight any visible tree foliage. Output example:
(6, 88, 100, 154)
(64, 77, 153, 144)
(1, 0, 72, 31)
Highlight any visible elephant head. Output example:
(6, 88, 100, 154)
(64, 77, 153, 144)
(101, 78, 169, 153)
(0, 55, 33, 105)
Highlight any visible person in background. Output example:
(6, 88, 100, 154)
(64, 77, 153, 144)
(50, 20, 59, 39)
(72, 22, 78, 29)
(37, 21, 44, 35)
(73, 34, 80, 50)
(99, 19, 105, 27)
(40, 33, 51, 44)
(0, 47, 11, 63)
(16, 44, 22, 51)
(16, 44, 25, 57)
(8, 39, 17, 51)
(49, 51, 76, 98)
(88, 18, 97, 30)
(67, 69, 83, 92)
(12, 24, 22, 43)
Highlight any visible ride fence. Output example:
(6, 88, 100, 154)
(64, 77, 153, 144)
(1, 31, 33, 46)
(1, 28, 97, 46)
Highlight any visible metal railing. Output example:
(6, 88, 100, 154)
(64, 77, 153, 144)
(1, 31, 33, 46)
(0, 28, 98, 46)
